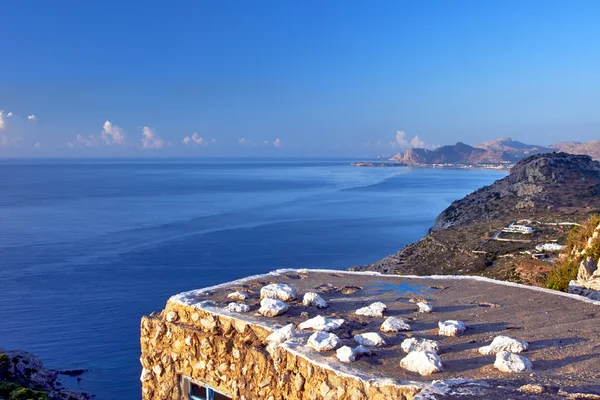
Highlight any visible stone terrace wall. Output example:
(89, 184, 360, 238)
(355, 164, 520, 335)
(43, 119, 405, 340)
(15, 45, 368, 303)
(140, 301, 421, 400)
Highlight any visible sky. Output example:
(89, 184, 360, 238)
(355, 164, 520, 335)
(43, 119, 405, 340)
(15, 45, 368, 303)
(1, 0, 599, 157)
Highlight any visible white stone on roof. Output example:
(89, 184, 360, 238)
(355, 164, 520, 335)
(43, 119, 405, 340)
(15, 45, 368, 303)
(494, 351, 533, 373)
(227, 291, 248, 301)
(258, 298, 288, 317)
(266, 323, 297, 345)
(401, 337, 440, 354)
(478, 336, 529, 355)
(302, 292, 328, 308)
(307, 331, 340, 352)
(335, 344, 373, 363)
(226, 302, 251, 313)
(400, 351, 443, 376)
(380, 317, 411, 332)
(355, 302, 387, 317)
(438, 320, 466, 337)
(298, 315, 344, 332)
(260, 283, 297, 301)
(417, 302, 433, 313)
(335, 346, 356, 363)
(354, 332, 386, 347)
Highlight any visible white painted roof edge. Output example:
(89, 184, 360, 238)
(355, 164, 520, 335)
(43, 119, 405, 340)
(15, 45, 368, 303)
(169, 268, 600, 307)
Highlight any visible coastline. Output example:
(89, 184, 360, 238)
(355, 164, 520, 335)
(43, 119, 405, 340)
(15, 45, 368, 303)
(351, 161, 512, 172)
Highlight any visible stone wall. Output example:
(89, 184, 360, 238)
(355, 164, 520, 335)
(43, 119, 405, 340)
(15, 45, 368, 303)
(140, 301, 421, 400)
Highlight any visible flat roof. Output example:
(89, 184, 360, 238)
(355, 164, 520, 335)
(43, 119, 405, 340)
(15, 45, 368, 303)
(169, 269, 600, 395)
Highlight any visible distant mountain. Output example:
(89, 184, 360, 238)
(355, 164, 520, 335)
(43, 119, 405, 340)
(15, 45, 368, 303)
(391, 139, 543, 164)
(388, 137, 599, 165)
(475, 137, 552, 160)
(551, 140, 600, 161)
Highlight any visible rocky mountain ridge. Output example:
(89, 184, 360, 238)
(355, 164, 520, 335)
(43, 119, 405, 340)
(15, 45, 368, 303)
(390, 137, 599, 165)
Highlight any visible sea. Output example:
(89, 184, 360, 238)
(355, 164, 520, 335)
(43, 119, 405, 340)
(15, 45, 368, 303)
(0, 158, 503, 399)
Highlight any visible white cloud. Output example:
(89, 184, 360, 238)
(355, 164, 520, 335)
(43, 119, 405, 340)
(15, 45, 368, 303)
(239, 137, 256, 146)
(28, 114, 37, 121)
(410, 135, 427, 148)
(183, 132, 214, 146)
(395, 130, 409, 147)
(0, 110, 35, 148)
(141, 126, 164, 149)
(101, 120, 126, 145)
(68, 133, 98, 148)
(34, 142, 43, 149)
(273, 138, 282, 148)
(393, 130, 438, 150)
(67, 120, 127, 148)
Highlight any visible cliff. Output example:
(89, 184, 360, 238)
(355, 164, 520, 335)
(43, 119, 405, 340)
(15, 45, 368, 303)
(433, 152, 600, 231)
(359, 153, 600, 283)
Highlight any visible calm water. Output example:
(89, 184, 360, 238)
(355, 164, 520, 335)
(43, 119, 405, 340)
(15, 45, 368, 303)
(0, 159, 502, 399)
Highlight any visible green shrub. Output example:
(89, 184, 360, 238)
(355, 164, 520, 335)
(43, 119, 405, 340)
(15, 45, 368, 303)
(0, 381, 20, 398)
(545, 259, 577, 292)
(0, 354, 10, 379)
(8, 387, 48, 400)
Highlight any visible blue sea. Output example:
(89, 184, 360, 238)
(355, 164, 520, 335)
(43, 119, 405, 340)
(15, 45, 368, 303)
(0, 159, 503, 399)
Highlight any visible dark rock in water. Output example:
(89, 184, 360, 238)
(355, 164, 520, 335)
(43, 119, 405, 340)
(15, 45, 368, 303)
(0, 347, 92, 400)
(57, 369, 88, 377)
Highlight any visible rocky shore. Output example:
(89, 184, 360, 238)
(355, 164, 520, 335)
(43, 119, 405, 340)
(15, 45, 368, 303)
(0, 348, 91, 400)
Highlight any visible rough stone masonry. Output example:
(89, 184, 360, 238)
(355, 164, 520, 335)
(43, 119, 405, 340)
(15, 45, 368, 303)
(140, 269, 600, 399)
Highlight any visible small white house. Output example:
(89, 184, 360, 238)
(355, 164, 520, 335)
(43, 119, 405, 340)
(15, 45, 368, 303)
(503, 224, 534, 234)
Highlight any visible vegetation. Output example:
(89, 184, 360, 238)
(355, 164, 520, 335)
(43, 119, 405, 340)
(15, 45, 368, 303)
(545, 214, 600, 291)
(0, 353, 48, 400)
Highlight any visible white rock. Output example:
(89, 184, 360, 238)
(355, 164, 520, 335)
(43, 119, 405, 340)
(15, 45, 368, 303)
(140, 368, 152, 382)
(302, 292, 328, 308)
(417, 302, 433, 313)
(494, 351, 533, 373)
(336, 346, 356, 363)
(401, 337, 440, 353)
(380, 317, 411, 332)
(399, 351, 443, 375)
(438, 320, 466, 337)
(307, 331, 340, 352)
(578, 257, 597, 282)
(258, 298, 289, 317)
(355, 302, 387, 317)
(165, 311, 178, 322)
(266, 323, 296, 345)
(227, 291, 248, 301)
(478, 336, 529, 355)
(353, 345, 372, 356)
(298, 315, 344, 332)
(354, 332, 386, 347)
(226, 302, 250, 313)
(260, 283, 297, 301)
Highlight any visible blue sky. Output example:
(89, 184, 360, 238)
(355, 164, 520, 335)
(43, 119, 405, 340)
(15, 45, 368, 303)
(1, 0, 599, 156)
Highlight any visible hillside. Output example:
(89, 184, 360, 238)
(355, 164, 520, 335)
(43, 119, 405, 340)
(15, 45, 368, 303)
(552, 140, 600, 161)
(358, 153, 600, 284)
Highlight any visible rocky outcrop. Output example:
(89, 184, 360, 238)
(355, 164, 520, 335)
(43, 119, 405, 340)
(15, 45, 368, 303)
(568, 225, 600, 300)
(0, 348, 91, 400)
(433, 153, 600, 231)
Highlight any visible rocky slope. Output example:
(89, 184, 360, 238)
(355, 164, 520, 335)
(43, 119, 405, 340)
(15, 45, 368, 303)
(358, 153, 600, 280)
(433, 152, 600, 231)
